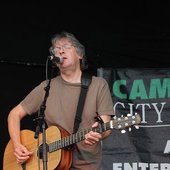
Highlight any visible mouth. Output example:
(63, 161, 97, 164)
(63, 56, 67, 59)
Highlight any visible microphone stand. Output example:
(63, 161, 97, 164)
(33, 60, 54, 170)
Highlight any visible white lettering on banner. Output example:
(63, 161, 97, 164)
(164, 140, 170, 153)
(113, 102, 168, 125)
(113, 163, 170, 170)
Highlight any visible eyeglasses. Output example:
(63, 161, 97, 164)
(52, 44, 74, 55)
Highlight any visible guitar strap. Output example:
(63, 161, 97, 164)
(73, 73, 92, 133)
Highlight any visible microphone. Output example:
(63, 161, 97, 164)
(49, 55, 64, 64)
(49, 47, 64, 64)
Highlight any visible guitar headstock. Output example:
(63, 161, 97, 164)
(109, 113, 141, 133)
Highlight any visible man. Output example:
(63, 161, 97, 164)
(7, 31, 114, 169)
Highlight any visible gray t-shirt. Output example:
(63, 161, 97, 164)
(21, 75, 114, 170)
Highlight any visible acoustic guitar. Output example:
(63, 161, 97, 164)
(3, 113, 141, 170)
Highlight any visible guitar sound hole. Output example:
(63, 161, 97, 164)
(37, 143, 49, 159)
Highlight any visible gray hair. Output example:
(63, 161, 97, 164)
(51, 31, 88, 70)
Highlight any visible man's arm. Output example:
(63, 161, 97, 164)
(8, 104, 32, 163)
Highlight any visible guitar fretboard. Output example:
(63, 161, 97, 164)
(47, 114, 140, 153)
(48, 122, 110, 152)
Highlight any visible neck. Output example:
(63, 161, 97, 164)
(60, 70, 82, 83)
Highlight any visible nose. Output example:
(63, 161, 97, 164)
(58, 47, 65, 54)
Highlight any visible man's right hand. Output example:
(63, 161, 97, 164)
(14, 144, 33, 164)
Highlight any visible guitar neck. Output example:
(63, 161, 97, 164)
(48, 122, 109, 152)
(48, 114, 141, 153)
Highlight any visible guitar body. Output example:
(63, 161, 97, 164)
(3, 126, 72, 170)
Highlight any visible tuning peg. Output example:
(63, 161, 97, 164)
(124, 116, 128, 120)
(132, 120, 136, 124)
(121, 129, 126, 133)
(127, 113, 131, 117)
(125, 123, 129, 127)
(134, 125, 139, 129)
(128, 127, 132, 132)
(113, 116, 117, 119)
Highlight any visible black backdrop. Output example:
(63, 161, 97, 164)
(1, 2, 170, 170)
